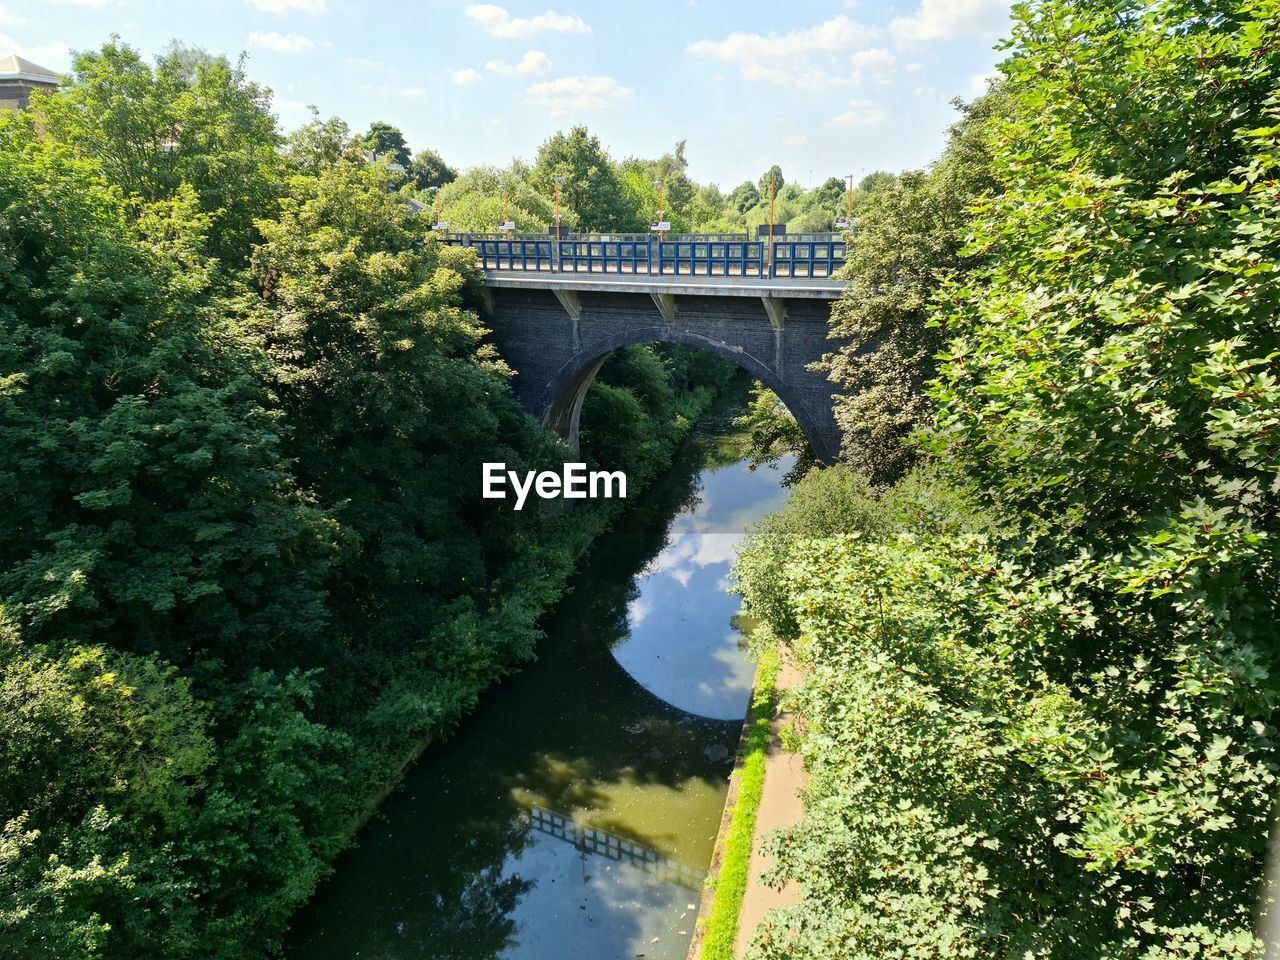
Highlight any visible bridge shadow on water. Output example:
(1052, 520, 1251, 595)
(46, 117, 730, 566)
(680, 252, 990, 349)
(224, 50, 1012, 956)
(286, 381, 791, 960)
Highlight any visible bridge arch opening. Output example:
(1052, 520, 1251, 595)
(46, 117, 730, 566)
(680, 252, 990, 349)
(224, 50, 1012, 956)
(538, 328, 827, 467)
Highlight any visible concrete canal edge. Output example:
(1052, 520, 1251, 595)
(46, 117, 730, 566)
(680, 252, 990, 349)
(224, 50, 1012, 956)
(686, 648, 781, 960)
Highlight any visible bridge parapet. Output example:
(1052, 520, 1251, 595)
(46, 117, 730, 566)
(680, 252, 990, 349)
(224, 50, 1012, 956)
(444, 231, 846, 280)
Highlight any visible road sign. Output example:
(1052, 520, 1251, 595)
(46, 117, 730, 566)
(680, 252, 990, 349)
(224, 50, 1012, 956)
(835, 218, 849, 229)
(650, 221, 671, 231)
(497, 220, 515, 231)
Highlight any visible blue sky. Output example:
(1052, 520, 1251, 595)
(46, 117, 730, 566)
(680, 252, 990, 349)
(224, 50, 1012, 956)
(4, 0, 1012, 188)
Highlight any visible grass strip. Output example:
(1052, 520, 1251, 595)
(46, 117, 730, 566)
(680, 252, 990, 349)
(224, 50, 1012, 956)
(698, 647, 781, 960)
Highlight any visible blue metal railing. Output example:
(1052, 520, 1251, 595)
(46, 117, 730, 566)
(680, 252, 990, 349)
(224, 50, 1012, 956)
(443, 232, 846, 280)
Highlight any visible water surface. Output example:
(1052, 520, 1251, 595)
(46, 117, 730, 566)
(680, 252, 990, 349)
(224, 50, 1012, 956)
(288, 391, 793, 960)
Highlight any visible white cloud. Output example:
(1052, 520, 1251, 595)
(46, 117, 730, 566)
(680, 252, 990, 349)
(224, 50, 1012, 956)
(628, 596, 651, 626)
(464, 4, 590, 39)
(0, 32, 70, 67)
(851, 48, 894, 71)
(450, 67, 482, 85)
(247, 31, 315, 53)
(400, 86, 427, 97)
(969, 68, 1001, 95)
(782, 134, 807, 146)
(829, 98, 888, 127)
(688, 15, 884, 90)
(485, 49, 552, 75)
(525, 74, 631, 117)
(345, 56, 391, 73)
(890, 0, 1010, 43)
(904, 60, 925, 71)
(850, 47, 895, 84)
(0, 4, 26, 25)
(45, 0, 111, 6)
(247, 0, 326, 13)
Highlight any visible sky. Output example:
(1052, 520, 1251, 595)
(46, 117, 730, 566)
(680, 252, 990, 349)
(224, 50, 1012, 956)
(1, 0, 1013, 189)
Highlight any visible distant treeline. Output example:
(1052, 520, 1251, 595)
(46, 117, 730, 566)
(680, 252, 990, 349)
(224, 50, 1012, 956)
(415, 127, 885, 236)
(0, 40, 733, 959)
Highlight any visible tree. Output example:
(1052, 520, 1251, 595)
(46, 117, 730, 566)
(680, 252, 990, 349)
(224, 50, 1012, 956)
(730, 180, 759, 214)
(757, 165, 784, 199)
(410, 147, 456, 190)
(618, 140, 697, 225)
(34, 38, 281, 268)
(789, 176, 846, 232)
(432, 163, 562, 231)
(856, 170, 894, 195)
(734, 383, 816, 486)
(823, 92, 1005, 484)
(531, 126, 642, 232)
(249, 156, 566, 652)
(357, 120, 412, 169)
(285, 109, 356, 174)
(0, 114, 334, 667)
(737, 1, 1280, 957)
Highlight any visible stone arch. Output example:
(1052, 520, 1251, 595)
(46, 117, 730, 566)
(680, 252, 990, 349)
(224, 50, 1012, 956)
(536, 325, 836, 462)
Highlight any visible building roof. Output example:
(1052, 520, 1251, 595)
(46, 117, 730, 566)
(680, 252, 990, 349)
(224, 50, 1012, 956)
(0, 54, 61, 82)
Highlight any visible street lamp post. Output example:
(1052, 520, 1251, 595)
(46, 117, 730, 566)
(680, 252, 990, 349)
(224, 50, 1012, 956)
(652, 179, 666, 277)
(553, 176, 564, 236)
(838, 173, 854, 231)
(767, 170, 776, 276)
(498, 180, 510, 239)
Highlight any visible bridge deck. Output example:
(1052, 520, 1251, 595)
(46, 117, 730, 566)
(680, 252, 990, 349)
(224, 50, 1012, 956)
(483, 270, 844, 299)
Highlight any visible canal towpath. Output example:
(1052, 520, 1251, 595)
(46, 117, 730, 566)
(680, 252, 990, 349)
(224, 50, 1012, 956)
(733, 654, 807, 957)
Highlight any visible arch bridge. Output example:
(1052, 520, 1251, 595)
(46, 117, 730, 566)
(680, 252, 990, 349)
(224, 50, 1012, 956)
(446, 232, 847, 463)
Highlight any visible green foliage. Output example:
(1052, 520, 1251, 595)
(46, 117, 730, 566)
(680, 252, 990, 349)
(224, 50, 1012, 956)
(433, 162, 562, 232)
(34, 38, 281, 268)
(0, 114, 333, 665)
(579, 344, 732, 488)
(0, 607, 214, 960)
(357, 120, 411, 169)
(1, 43, 735, 960)
(410, 147, 456, 191)
(698, 649, 780, 960)
(738, 1, 1280, 957)
(0, 621, 213, 834)
(733, 465, 895, 647)
(530, 126, 644, 232)
(249, 154, 566, 655)
(618, 140, 698, 230)
(426, 125, 857, 238)
(757, 165, 784, 198)
(734, 382, 817, 486)
(730, 181, 759, 214)
(823, 92, 1005, 484)
(284, 110, 356, 174)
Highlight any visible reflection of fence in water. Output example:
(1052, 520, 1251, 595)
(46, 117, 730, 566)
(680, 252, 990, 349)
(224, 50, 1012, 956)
(528, 805, 705, 892)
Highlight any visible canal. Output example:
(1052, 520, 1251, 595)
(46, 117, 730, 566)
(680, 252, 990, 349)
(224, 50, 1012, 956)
(287, 385, 794, 960)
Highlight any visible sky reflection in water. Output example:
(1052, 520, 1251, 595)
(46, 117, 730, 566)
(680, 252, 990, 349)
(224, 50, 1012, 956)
(614, 456, 794, 721)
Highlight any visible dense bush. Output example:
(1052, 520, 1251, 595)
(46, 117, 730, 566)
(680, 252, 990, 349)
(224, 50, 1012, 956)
(0, 40, 731, 959)
(822, 93, 1004, 485)
(735, 0, 1280, 956)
